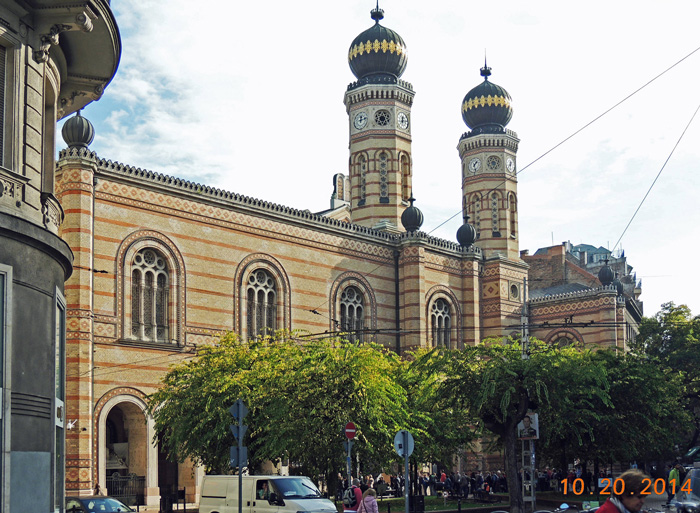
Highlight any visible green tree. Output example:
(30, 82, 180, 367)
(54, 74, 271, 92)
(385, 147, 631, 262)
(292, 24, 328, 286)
(147, 332, 412, 482)
(536, 349, 686, 472)
(402, 348, 477, 474)
(431, 338, 609, 513)
(631, 302, 700, 452)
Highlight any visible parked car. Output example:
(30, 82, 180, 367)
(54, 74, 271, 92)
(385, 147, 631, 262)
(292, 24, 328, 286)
(670, 467, 700, 513)
(66, 495, 134, 512)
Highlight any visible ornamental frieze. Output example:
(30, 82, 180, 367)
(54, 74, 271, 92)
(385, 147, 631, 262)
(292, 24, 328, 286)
(481, 266, 526, 280)
(530, 298, 613, 318)
(0, 176, 20, 200)
(462, 94, 511, 112)
(97, 185, 394, 263)
(348, 38, 406, 61)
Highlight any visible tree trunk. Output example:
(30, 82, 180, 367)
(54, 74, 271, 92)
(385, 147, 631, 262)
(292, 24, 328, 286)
(504, 428, 523, 513)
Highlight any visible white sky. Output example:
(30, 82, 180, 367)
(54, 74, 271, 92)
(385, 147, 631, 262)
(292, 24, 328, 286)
(66, 0, 700, 318)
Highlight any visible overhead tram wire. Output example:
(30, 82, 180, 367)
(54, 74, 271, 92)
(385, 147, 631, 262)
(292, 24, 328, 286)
(611, 101, 700, 254)
(425, 44, 700, 237)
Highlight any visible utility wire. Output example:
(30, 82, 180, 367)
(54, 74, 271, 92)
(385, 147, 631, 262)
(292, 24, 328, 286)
(611, 101, 700, 253)
(426, 45, 700, 236)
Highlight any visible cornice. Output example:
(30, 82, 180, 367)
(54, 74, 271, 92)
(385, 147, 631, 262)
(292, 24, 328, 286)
(529, 285, 618, 305)
(57, 151, 487, 260)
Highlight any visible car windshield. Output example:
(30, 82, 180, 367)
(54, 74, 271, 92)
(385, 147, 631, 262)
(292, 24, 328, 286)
(78, 498, 134, 512)
(271, 477, 322, 499)
(680, 469, 700, 502)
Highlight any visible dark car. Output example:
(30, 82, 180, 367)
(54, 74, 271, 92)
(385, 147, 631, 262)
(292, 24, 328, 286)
(670, 467, 700, 513)
(66, 495, 134, 512)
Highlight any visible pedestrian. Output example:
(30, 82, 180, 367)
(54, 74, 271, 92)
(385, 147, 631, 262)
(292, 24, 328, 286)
(595, 469, 651, 513)
(357, 488, 379, 513)
(343, 478, 363, 513)
(668, 464, 680, 503)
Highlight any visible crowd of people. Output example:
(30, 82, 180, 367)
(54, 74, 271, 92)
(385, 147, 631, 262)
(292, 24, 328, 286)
(417, 469, 508, 497)
(339, 469, 508, 502)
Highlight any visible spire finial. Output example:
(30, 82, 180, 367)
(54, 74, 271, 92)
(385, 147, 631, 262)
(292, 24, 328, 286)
(481, 51, 491, 80)
(371, 1, 384, 23)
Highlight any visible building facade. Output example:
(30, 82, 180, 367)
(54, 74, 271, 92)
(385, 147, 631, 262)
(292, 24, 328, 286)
(53, 5, 641, 506)
(0, 1, 119, 512)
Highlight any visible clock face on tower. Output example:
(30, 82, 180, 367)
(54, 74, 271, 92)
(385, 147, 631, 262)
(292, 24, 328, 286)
(354, 112, 368, 130)
(468, 157, 481, 173)
(397, 112, 409, 130)
(507, 158, 515, 173)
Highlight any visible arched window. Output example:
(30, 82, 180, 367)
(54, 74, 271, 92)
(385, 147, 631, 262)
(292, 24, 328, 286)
(509, 193, 517, 238)
(131, 248, 169, 342)
(378, 152, 389, 202)
(340, 286, 365, 343)
(431, 298, 452, 348)
(246, 269, 277, 338)
(359, 155, 367, 205)
(491, 192, 500, 236)
(471, 193, 482, 239)
(401, 154, 410, 201)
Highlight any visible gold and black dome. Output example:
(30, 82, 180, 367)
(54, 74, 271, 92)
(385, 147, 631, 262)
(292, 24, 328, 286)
(461, 64, 513, 133)
(348, 6, 407, 81)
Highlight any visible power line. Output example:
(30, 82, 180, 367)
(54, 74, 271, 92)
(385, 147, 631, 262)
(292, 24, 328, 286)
(426, 44, 700, 237)
(611, 100, 700, 253)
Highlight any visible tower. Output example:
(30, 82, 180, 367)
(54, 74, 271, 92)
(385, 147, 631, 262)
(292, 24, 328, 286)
(458, 64, 520, 260)
(344, 5, 414, 232)
(458, 64, 527, 338)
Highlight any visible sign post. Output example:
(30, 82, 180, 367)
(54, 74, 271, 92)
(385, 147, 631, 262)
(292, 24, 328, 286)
(345, 422, 356, 486)
(394, 430, 414, 513)
(230, 399, 248, 513)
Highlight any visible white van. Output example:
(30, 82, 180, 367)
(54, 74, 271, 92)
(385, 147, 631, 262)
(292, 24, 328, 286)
(199, 475, 338, 513)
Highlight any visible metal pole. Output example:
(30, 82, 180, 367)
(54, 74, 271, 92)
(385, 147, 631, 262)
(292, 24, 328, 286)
(404, 431, 409, 513)
(347, 442, 352, 486)
(238, 402, 243, 513)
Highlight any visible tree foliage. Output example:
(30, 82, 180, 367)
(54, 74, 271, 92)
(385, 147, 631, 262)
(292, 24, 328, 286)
(429, 338, 610, 513)
(631, 302, 700, 452)
(147, 332, 413, 478)
(536, 348, 686, 469)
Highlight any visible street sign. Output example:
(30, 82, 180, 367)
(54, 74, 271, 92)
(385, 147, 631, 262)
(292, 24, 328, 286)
(230, 446, 248, 469)
(230, 423, 248, 442)
(394, 430, 414, 458)
(229, 398, 248, 420)
(345, 422, 356, 440)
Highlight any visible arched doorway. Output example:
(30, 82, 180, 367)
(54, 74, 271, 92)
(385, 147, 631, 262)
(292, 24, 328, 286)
(104, 402, 148, 505)
(97, 393, 159, 506)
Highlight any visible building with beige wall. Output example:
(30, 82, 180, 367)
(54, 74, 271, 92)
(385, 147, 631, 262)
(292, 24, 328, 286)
(53, 5, 641, 507)
(0, 1, 119, 511)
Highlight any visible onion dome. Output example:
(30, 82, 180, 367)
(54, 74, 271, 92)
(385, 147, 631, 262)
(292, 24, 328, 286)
(401, 196, 424, 232)
(461, 63, 513, 133)
(348, 6, 407, 80)
(598, 258, 614, 286)
(62, 110, 95, 148)
(612, 272, 624, 296)
(456, 213, 477, 248)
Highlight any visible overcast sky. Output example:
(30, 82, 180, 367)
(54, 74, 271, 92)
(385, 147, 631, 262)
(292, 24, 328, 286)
(66, 0, 700, 318)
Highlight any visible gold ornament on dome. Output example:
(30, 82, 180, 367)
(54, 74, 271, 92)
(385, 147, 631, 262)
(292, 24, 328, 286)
(348, 38, 406, 62)
(461, 94, 511, 112)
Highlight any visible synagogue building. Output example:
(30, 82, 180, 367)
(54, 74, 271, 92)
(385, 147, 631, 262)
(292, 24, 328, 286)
(54, 6, 642, 506)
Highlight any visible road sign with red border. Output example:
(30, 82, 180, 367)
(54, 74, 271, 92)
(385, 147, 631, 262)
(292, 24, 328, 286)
(345, 422, 356, 439)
